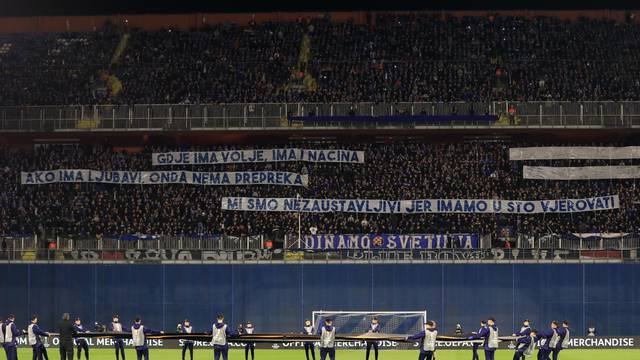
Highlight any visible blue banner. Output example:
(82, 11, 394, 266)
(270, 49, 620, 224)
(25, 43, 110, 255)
(290, 115, 498, 123)
(302, 234, 479, 250)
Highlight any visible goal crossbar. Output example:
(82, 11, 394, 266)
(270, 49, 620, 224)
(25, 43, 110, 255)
(311, 310, 427, 330)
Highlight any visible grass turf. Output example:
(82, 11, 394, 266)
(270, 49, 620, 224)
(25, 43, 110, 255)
(17, 348, 640, 360)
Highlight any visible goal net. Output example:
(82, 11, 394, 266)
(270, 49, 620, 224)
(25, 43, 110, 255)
(312, 310, 426, 339)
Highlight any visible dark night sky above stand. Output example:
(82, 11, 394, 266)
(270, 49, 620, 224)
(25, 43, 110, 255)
(0, 0, 635, 17)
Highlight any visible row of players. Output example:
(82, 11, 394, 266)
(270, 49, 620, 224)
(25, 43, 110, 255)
(2, 314, 248, 360)
(0, 314, 571, 360)
(467, 318, 571, 360)
(324, 317, 571, 360)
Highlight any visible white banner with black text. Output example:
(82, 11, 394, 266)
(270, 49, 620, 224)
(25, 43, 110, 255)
(221, 195, 619, 214)
(21, 169, 308, 186)
(152, 148, 365, 165)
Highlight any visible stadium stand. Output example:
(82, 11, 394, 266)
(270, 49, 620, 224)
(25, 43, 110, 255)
(2, 9, 640, 346)
(0, 25, 120, 106)
(1, 142, 638, 240)
(2, 15, 640, 105)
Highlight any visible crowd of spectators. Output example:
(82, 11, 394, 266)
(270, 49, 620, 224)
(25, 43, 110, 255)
(115, 22, 304, 104)
(0, 26, 120, 106)
(2, 14, 640, 105)
(1, 141, 638, 240)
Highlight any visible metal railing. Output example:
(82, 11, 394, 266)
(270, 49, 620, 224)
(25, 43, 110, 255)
(2, 101, 640, 132)
(0, 235, 264, 251)
(516, 234, 640, 250)
(4, 233, 640, 252)
(1, 233, 639, 264)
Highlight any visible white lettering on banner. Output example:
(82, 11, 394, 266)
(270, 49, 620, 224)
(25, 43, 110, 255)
(523, 166, 640, 180)
(16, 338, 160, 347)
(152, 149, 365, 165)
(20, 170, 308, 187)
(303, 234, 478, 250)
(342, 249, 575, 262)
(57, 248, 586, 262)
(569, 338, 635, 347)
(221, 196, 619, 214)
(63, 249, 279, 262)
(510, 146, 640, 160)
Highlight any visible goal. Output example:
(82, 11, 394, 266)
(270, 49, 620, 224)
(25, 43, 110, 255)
(311, 310, 427, 335)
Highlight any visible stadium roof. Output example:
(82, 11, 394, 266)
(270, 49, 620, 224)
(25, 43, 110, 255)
(0, 0, 635, 17)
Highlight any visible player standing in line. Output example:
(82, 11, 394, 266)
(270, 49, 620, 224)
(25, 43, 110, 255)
(243, 322, 255, 360)
(431, 321, 438, 360)
(365, 317, 380, 360)
(131, 317, 162, 360)
(317, 318, 336, 360)
(512, 319, 532, 360)
(302, 319, 316, 360)
(211, 314, 233, 360)
(27, 315, 51, 360)
(471, 321, 486, 360)
(471, 320, 487, 360)
(1, 316, 6, 360)
(0, 317, 4, 360)
(538, 321, 558, 360)
(41, 335, 50, 360)
(551, 321, 570, 360)
(514, 319, 531, 337)
(3, 315, 23, 360)
(109, 315, 125, 360)
(73, 318, 89, 360)
(178, 319, 194, 360)
(512, 329, 538, 360)
(469, 318, 499, 360)
(407, 320, 437, 360)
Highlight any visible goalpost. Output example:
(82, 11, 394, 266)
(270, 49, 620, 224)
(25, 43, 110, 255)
(311, 310, 427, 336)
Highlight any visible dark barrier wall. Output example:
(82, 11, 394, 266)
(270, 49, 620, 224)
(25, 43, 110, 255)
(1, 264, 638, 336)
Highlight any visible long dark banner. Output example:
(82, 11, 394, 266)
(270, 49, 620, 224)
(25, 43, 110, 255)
(1, 248, 637, 262)
(14, 334, 639, 350)
(35, 332, 411, 342)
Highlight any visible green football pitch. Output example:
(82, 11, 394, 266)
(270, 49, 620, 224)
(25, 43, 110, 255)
(16, 348, 640, 360)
